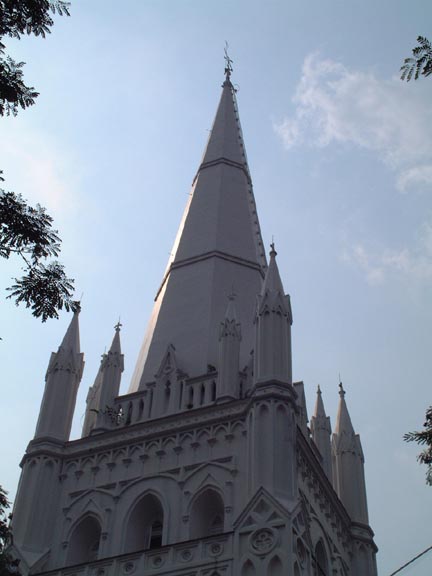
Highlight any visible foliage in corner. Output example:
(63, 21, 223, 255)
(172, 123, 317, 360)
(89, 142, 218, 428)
(0, 485, 20, 576)
(0, 189, 78, 321)
(404, 406, 432, 485)
(0, 1, 70, 116)
(0, 2, 77, 322)
(401, 36, 432, 81)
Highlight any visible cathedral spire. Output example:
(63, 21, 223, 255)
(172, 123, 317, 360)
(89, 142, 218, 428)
(334, 382, 355, 436)
(254, 244, 293, 385)
(59, 308, 80, 353)
(130, 66, 266, 391)
(332, 383, 369, 525)
(81, 352, 105, 437)
(310, 385, 332, 479)
(94, 322, 124, 431)
(34, 311, 84, 441)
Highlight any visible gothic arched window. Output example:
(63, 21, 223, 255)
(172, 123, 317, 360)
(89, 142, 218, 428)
(66, 515, 101, 565)
(315, 540, 329, 576)
(164, 381, 171, 413)
(189, 488, 225, 539)
(241, 559, 256, 575)
(124, 494, 164, 553)
(267, 556, 283, 576)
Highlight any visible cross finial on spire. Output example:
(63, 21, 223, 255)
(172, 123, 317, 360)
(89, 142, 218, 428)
(270, 239, 277, 257)
(339, 381, 345, 397)
(317, 384, 322, 395)
(224, 41, 233, 82)
(115, 318, 122, 332)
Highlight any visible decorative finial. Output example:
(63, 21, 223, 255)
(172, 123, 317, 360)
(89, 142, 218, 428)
(228, 284, 237, 301)
(224, 41, 233, 81)
(114, 318, 122, 332)
(339, 381, 345, 398)
(317, 384, 322, 395)
(270, 240, 277, 256)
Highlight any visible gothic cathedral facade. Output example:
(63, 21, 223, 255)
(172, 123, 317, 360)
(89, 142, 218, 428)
(11, 66, 378, 576)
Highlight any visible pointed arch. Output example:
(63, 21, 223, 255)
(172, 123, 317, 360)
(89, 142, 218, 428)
(66, 515, 101, 565)
(241, 559, 256, 575)
(163, 380, 171, 413)
(138, 398, 145, 420)
(124, 493, 164, 553)
(315, 539, 329, 576)
(187, 385, 194, 409)
(189, 487, 224, 539)
(267, 555, 283, 575)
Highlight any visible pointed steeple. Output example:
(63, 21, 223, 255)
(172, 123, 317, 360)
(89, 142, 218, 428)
(332, 383, 369, 524)
(254, 244, 293, 385)
(94, 322, 124, 431)
(34, 311, 84, 441)
(315, 385, 325, 417)
(59, 309, 80, 353)
(261, 243, 287, 296)
(217, 293, 242, 401)
(310, 385, 332, 479)
(334, 382, 355, 437)
(130, 64, 266, 391)
(200, 75, 245, 167)
(81, 352, 105, 437)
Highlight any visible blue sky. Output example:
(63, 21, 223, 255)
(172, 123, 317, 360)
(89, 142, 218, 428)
(1, 1, 431, 574)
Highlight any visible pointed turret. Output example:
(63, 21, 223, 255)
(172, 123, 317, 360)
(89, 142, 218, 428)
(130, 64, 266, 392)
(254, 244, 293, 385)
(332, 383, 369, 524)
(310, 385, 332, 479)
(81, 353, 106, 437)
(94, 322, 124, 431)
(217, 293, 242, 401)
(34, 310, 84, 441)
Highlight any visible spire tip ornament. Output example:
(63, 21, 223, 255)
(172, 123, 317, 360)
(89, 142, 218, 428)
(224, 41, 233, 82)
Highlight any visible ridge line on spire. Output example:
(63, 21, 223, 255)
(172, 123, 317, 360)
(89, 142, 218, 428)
(154, 250, 265, 301)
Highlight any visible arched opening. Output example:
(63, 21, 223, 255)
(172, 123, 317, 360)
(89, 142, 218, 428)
(187, 386, 194, 409)
(200, 383, 205, 405)
(297, 537, 306, 566)
(267, 556, 283, 575)
(138, 398, 144, 420)
(124, 493, 164, 553)
(294, 562, 301, 576)
(126, 401, 133, 425)
(67, 515, 101, 565)
(189, 488, 224, 539)
(211, 380, 216, 401)
(315, 540, 329, 576)
(241, 559, 256, 575)
(164, 381, 171, 413)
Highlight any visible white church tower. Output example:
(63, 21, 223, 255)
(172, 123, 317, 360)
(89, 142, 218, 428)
(11, 61, 378, 576)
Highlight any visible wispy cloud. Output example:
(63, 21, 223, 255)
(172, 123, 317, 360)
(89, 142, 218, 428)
(0, 119, 79, 216)
(342, 219, 432, 285)
(275, 53, 432, 192)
